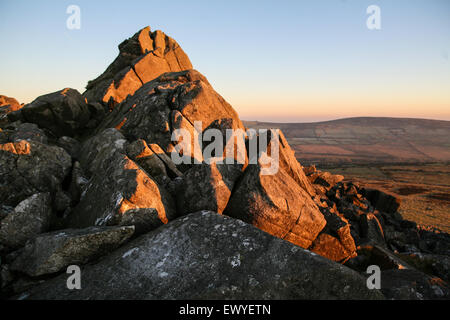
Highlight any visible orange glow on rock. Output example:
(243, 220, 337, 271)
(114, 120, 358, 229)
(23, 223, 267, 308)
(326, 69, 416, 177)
(117, 157, 169, 224)
(0, 140, 31, 155)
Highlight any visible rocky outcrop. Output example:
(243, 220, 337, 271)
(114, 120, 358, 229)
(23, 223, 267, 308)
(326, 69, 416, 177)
(0, 95, 21, 111)
(0, 122, 48, 144)
(176, 163, 243, 215)
(10, 226, 134, 277)
(0, 140, 72, 207)
(0, 95, 22, 126)
(304, 165, 344, 195)
(96, 70, 245, 162)
(21, 212, 383, 300)
(0, 193, 52, 250)
(67, 152, 177, 235)
(224, 164, 326, 249)
(1, 26, 449, 300)
(84, 27, 192, 106)
(8, 88, 104, 138)
(362, 188, 401, 214)
(309, 209, 357, 262)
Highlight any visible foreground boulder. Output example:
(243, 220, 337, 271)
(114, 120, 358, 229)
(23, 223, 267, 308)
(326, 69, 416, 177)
(0, 140, 72, 206)
(224, 164, 326, 249)
(21, 212, 383, 300)
(0, 193, 52, 250)
(84, 26, 192, 105)
(10, 226, 135, 277)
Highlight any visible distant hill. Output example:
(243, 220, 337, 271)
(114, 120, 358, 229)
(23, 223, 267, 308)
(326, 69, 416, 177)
(244, 117, 450, 166)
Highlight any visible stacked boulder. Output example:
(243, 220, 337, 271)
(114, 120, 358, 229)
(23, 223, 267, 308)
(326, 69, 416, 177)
(84, 26, 192, 106)
(0, 26, 448, 300)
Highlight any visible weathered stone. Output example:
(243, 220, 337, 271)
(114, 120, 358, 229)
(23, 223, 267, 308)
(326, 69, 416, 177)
(363, 188, 401, 214)
(21, 212, 383, 300)
(224, 164, 326, 249)
(9, 123, 48, 144)
(126, 139, 168, 183)
(397, 253, 450, 283)
(54, 190, 72, 212)
(96, 70, 246, 164)
(0, 95, 22, 126)
(0, 193, 52, 249)
(176, 163, 243, 215)
(310, 209, 357, 262)
(67, 161, 88, 205)
(380, 269, 449, 300)
(0, 205, 13, 221)
(0, 95, 21, 111)
(11, 226, 135, 277)
(56, 136, 80, 159)
(360, 212, 386, 246)
(357, 245, 414, 271)
(78, 128, 127, 176)
(147, 143, 183, 178)
(18, 88, 91, 137)
(84, 26, 192, 105)
(1, 264, 14, 291)
(0, 140, 71, 206)
(308, 171, 344, 194)
(68, 153, 176, 235)
(275, 131, 316, 196)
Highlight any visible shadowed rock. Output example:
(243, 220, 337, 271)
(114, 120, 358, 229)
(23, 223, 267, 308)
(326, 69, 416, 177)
(68, 152, 177, 235)
(16, 88, 92, 137)
(0, 193, 52, 250)
(0, 140, 72, 207)
(21, 212, 383, 300)
(126, 139, 169, 185)
(78, 128, 127, 176)
(11, 226, 135, 277)
(363, 188, 401, 214)
(176, 163, 243, 215)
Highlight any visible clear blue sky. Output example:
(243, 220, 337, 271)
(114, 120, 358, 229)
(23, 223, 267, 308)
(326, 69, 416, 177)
(1, 0, 449, 122)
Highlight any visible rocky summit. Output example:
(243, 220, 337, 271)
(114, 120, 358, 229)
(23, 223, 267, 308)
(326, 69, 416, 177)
(0, 26, 449, 300)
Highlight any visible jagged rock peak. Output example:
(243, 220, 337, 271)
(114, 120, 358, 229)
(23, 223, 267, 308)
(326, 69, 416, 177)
(84, 26, 193, 106)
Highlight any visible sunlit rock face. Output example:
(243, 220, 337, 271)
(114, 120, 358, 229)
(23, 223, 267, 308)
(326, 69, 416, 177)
(67, 130, 177, 235)
(83, 26, 192, 106)
(224, 163, 326, 249)
(0, 95, 22, 126)
(96, 69, 247, 166)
